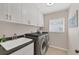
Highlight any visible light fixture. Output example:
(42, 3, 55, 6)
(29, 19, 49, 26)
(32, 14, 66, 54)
(46, 3, 54, 6)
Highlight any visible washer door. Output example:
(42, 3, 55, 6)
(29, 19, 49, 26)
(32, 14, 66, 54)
(40, 37, 48, 55)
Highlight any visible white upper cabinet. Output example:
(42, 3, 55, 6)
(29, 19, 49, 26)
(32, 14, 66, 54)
(0, 3, 22, 23)
(21, 4, 38, 26)
(31, 4, 44, 27)
(0, 3, 44, 27)
(38, 11, 44, 27)
(0, 3, 8, 21)
(8, 4, 22, 23)
(21, 3, 44, 27)
(21, 4, 31, 24)
(28, 4, 38, 26)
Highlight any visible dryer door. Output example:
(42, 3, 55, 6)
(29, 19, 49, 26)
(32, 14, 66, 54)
(40, 36, 48, 55)
(37, 35, 48, 55)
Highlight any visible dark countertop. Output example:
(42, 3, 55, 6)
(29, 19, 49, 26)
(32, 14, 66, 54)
(27, 32, 48, 36)
(25, 32, 48, 38)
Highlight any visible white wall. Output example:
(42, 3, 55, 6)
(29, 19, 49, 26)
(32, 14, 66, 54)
(0, 21, 38, 37)
(68, 3, 79, 54)
(43, 10, 69, 49)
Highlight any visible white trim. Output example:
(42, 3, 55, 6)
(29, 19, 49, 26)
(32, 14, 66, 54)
(49, 45, 68, 51)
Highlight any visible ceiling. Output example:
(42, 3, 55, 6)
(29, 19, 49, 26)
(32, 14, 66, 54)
(35, 3, 71, 14)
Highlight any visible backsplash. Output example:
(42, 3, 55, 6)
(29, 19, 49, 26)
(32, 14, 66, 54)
(0, 21, 39, 37)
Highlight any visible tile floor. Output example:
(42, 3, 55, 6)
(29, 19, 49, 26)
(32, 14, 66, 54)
(46, 47, 67, 55)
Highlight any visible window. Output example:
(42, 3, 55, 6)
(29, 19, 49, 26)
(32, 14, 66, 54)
(49, 18, 65, 32)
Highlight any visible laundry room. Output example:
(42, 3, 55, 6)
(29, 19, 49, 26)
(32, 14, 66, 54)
(0, 2, 79, 55)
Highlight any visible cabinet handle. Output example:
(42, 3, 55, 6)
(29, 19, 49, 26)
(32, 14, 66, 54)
(5, 14, 8, 19)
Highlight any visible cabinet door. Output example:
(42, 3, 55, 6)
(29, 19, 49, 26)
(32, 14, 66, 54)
(29, 4, 38, 26)
(36, 9, 44, 27)
(16, 4, 22, 24)
(30, 4, 44, 27)
(22, 3, 30, 24)
(8, 3, 22, 23)
(38, 12, 44, 27)
(22, 3, 38, 26)
(0, 3, 8, 21)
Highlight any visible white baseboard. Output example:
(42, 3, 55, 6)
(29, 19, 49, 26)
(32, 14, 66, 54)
(49, 45, 68, 51)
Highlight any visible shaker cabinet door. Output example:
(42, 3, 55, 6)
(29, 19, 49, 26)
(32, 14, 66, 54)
(0, 3, 8, 21)
(21, 4, 30, 24)
(38, 11, 44, 27)
(29, 4, 38, 26)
